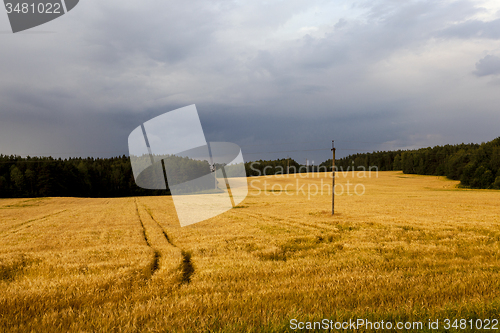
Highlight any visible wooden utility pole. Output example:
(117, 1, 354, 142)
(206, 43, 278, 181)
(212, 164, 217, 189)
(331, 140, 336, 215)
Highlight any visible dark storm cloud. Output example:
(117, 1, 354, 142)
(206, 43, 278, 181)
(80, 2, 221, 65)
(198, 104, 402, 162)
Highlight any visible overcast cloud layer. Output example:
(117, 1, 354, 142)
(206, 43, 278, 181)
(1, 0, 500, 163)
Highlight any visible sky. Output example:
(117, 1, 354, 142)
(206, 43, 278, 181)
(1, 0, 500, 164)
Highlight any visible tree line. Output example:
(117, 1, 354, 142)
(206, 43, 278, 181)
(245, 158, 304, 176)
(2, 137, 499, 198)
(0, 155, 165, 198)
(0, 155, 304, 198)
(320, 137, 500, 189)
(0, 154, 227, 198)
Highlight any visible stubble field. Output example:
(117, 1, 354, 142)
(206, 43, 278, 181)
(1, 171, 500, 332)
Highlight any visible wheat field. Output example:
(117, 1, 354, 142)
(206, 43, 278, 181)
(1, 171, 500, 332)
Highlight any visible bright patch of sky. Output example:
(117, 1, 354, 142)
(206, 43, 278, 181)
(270, 1, 368, 41)
(473, 0, 500, 21)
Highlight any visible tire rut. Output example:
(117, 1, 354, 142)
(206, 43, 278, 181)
(0, 209, 68, 236)
(134, 199, 161, 277)
(142, 206, 174, 246)
(140, 202, 194, 285)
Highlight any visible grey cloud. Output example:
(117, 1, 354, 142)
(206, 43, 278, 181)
(474, 55, 500, 77)
(242, 0, 479, 80)
(72, 2, 220, 66)
(438, 18, 500, 40)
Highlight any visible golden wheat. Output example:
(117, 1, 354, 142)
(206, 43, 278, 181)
(1, 171, 499, 332)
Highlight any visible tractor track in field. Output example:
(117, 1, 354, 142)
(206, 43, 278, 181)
(134, 199, 161, 277)
(142, 206, 174, 246)
(134, 199, 194, 284)
(140, 202, 194, 284)
(0, 209, 68, 236)
(0, 198, 48, 209)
